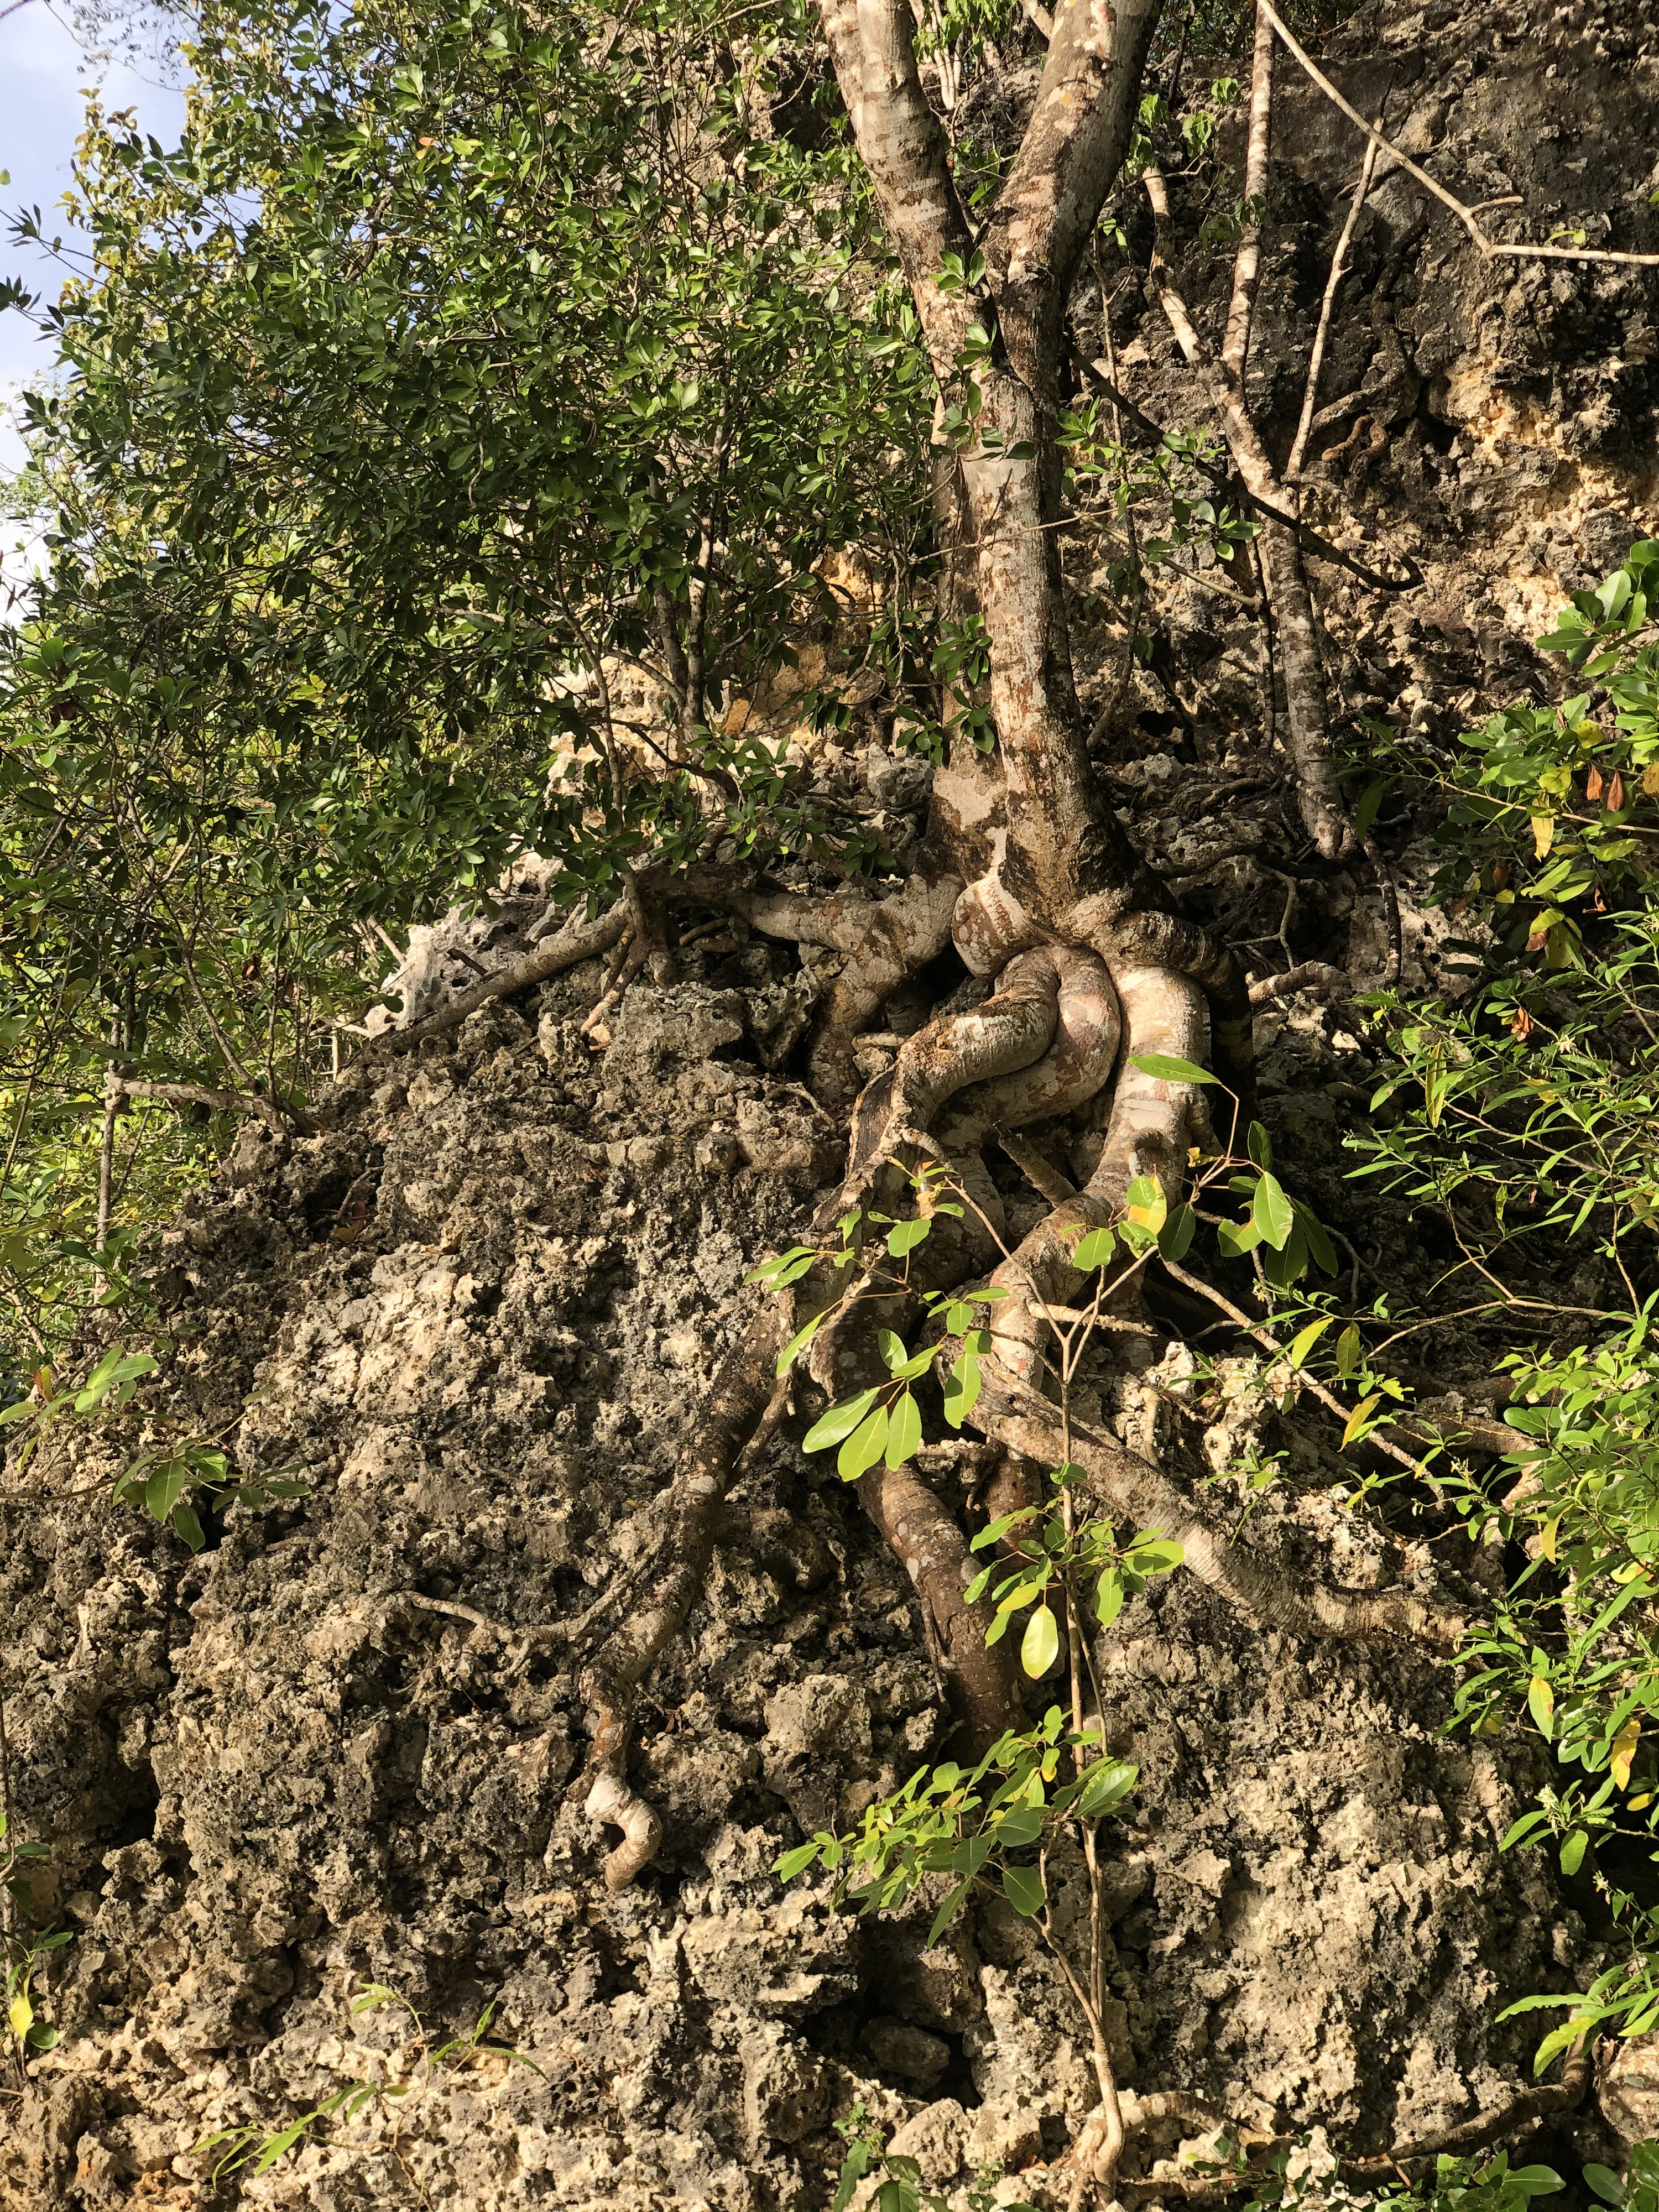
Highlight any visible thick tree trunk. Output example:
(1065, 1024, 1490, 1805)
(818, 0, 1167, 924)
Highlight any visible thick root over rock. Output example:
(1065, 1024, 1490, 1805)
(576, 860, 1458, 1900)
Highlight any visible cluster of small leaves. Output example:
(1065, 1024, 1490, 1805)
(1354, 920, 1659, 1285)
(1060, 404, 1258, 607)
(828, 2102, 1035, 2212)
(192, 1981, 541, 2181)
(967, 1458, 1182, 1671)
(1406, 545, 1659, 968)
(775, 1704, 1139, 1943)
(2, 1813, 69, 2059)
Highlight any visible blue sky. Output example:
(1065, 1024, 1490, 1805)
(2, 0, 185, 581)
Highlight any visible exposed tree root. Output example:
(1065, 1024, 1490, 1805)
(985, 1387, 1463, 1647)
(580, 1305, 787, 1889)
(353, 902, 629, 1065)
(1248, 961, 1348, 1005)
(856, 1462, 1021, 1747)
(1114, 2037, 1594, 2200)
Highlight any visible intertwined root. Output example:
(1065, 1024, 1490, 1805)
(577, 863, 1456, 1893)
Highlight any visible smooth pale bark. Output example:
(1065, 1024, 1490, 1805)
(818, 0, 1166, 921)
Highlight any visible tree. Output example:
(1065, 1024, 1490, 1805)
(8, 0, 1659, 2197)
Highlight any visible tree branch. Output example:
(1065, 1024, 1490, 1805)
(1261, 2, 1659, 268)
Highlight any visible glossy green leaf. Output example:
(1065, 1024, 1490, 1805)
(803, 1389, 879, 1453)
(884, 1389, 922, 1469)
(1072, 1227, 1118, 1272)
(1251, 1171, 1293, 1250)
(838, 1406, 890, 1482)
(1158, 1204, 1196, 1261)
(1001, 1864, 1045, 1917)
(1128, 1053, 1217, 1085)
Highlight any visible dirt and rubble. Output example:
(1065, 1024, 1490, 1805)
(0, 938, 1611, 2210)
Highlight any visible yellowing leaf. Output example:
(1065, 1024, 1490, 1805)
(1612, 1719, 1642, 1791)
(1540, 1515, 1561, 1563)
(1528, 1674, 1555, 1739)
(1020, 1603, 1060, 1679)
(1287, 1316, 1334, 1371)
(8, 1991, 32, 2038)
(1340, 1391, 1381, 1447)
(1531, 815, 1555, 860)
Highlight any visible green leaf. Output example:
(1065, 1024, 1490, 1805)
(1247, 1121, 1273, 1170)
(1217, 1215, 1260, 1258)
(1335, 1323, 1361, 1377)
(877, 1328, 911, 1373)
(143, 1460, 190, 1524)
(1251, 1172, 1293, 1251)
(1094, 1568, 1124, 1626)
(1533, 2018, 1591, 2075)
(803, 1388, 879, 1453)
(886, 1217, 932, 1258)
(1077, 1760, 1139, 1819)
(1129, 1538, 1183, 1574)
(774, 1842, 821, 1880)
(1295, 1204, 1339, 1277)
(775, 1311, 826, 1376)
(832, 2141, 872, 2212)
(1001, 1864, 1045, 1917)
(1287, 1316, 1334, 1370)
(171, 1501, 206, 1552)
(253, 2117, 316, 2174)
(1528, 1674, 1556, 1739)
(1584, 2169, 1625, 2208)
(1353, 777, 1389, 840)
(1560, 1828, 1588, 1875)
(972, 1506, 1041, 1551)
(1071, 1227, 1118, 1271)
(1128, 1053, 1217, 1085)
(1340, 1392, 1382, 1447)
(1158, 1204, 1196, 1261)
(1499, 1811, 1550, 1850)
(942, 1354, 983, 1429)
(927, 1877, 972, 1948)
(885, 1390, 922, 1469)
(839, 1405, 890, 1481)
(994, 1804, 1045, 1847)
(1020, 1603, 1060, 1678)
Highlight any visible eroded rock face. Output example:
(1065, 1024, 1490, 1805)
(0, 967, 1586, 2212)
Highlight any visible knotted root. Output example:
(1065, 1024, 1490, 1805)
(580, 1305, 787, 1889)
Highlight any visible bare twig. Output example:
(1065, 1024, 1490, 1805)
(1261, 3, 1659, 268)
(121, 1078, 318, 1136)
(1287, 127, 1383, 481)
